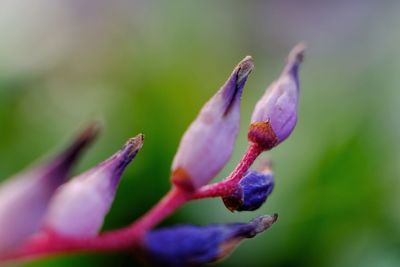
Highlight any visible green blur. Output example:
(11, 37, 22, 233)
(0, 1, 399, 267)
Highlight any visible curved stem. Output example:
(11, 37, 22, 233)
(192, 180, 234, 199)
(1, 187, 190, 262)
(92, 186, 191, 250)
(226, 143, 263, 182)
(1, 143, 263, 263)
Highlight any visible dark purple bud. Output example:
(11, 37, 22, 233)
(143, 214, 278, 267)
(43, 134, 144, 238)
(171, 56, 254, 191)
(249, 43, 305, 150)
(222, 164, 274, 212)
(0, 123, 99, 253)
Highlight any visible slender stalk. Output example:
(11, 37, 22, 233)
(192, 143, 263, 199)
(1, 143, 263, 263)
(1, 187, 190, 262)
(92, 186, 191, 250)
(226, 143, 263, 182)
(192, 180, 234, 199)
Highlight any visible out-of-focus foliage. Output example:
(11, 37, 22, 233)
(0, 1, 399, 266)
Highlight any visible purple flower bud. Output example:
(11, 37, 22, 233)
(172, 56, 254, 191)
(222, 166, 274, 212)
(249, 43, 306, 150)
(143, 214, 278, 267)
(0, 123, 99, 253)
(42, 134, 144, 238)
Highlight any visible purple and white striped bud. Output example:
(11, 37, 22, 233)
(142, 214, 278, 267)
(249, 43, 306, 150)
(0, 123, 99, 253)
(172, 56, 254, 191)
(42, 134, 144, 238)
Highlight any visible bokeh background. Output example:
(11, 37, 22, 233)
(0, 0, 399, 266)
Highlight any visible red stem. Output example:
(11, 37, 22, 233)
(1, 143, 263, 263)
(192, 143, 263, 199)
(1, 187, 190, 262)
(226, 143, 263, 182)
(192, 180, 233, 199)
(92, 186, 190, 250)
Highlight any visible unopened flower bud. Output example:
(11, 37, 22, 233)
(43, 134, 144, 238)
(142, 214, 278, 267)
(172, 56, 254, 191)
(0, 123, 99, 253)
(249, 43, 306, 150)
(222, 163, 274, 212)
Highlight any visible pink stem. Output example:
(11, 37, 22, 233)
(193, 143, 263, 199)
(1, 143, 263, 263)
(92, 186, 191, 250)
(2, 187, 191, 262)
(226, 143, 263, 182)
(192, 179, 236, 199)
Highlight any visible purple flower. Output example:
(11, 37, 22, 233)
(143, 214, 278, 267)
(42, 134, 144, 238)
(172, 56, 254, 191)
(0, 123, 99, 253)
(222, 165, 274, 212)
(249, 43, 306, 150)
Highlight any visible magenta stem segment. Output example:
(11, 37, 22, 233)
(93, 186, 191, 250)
(226, 143, 263, 182)
(192, 180, 235, 199)
(192, 142, 263, 199)
(0, 143, 263, 263)
(1, 187, 191, 262)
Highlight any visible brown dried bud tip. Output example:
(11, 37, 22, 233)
(247, 121, 278, 150)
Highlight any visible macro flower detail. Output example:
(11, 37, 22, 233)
(171, 56, 254, 191)
(249, 43, 306, 150)
(222, 164, 274, 212)
(42, 134, 144, 238)
(0, 123, 99, 253)
(0, 46, 305, 266)
(143, 214, 278, 267)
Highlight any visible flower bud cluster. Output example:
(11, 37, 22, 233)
(0, 44, 305, 266)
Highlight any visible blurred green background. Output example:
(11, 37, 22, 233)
(0, 1, 399, 266)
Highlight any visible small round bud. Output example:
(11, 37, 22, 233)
(222, 169, 274, 212)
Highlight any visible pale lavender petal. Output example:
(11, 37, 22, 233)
(43, 134, 144, 238)
(0, 123, 99, 253)
(172, 56, 254, 191)
(250, 43, 305, 149)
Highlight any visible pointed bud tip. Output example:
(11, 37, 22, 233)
(126, 134, 144, 156)
(288, 42, 306, 66)
(236, 55, 254, 84)
(42, 134, 144, 238)
(251, 214, 278, 234)
(78, 121, 102, 143)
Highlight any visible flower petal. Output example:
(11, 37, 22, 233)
(249, 43, 306, 149)
(42, 134, 144, 237)
(143, 214, 278, 267)
(172, 56, 254, 191)
(0, 123, 99, 253)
